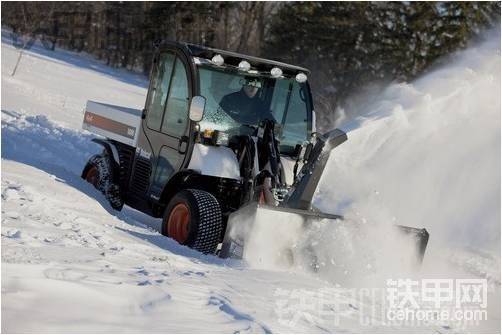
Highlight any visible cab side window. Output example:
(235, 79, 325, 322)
(281, 82, 310, 148)
(146, 53, 175, 131)
(161, 58, 189, 137)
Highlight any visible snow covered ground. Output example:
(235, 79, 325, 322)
(1, 29, 500, 333)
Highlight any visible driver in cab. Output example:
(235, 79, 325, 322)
(218, 76, 275, 125)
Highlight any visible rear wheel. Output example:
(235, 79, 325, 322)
(162, 189, 222, 254)
(82, 153, 123, 211)
(85, 165, 99, 187)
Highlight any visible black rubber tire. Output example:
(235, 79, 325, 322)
(162, 189, 223, 254)
(82, 152, 124, 211)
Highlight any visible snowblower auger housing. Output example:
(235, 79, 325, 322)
(81, 40, 429, 261)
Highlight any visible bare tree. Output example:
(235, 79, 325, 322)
(10, 2, 56, 76)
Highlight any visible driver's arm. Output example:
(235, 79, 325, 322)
(259, 102, 277, 123)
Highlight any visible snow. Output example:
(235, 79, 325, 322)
(1, 29, 500, 333)
(318, 29, 501, 268)
(315, 29, 501, 329)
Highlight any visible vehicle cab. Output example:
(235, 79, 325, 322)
(129, 41, 315, 213)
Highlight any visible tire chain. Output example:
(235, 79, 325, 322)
(88, 153, 123, 210)
(188, 189, 222, 254)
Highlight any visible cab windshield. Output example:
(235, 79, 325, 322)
(198, 65, 312, 154)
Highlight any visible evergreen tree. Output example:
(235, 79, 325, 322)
(265, 1, 500, 120)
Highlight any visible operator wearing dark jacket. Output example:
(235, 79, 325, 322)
(219, 77, 275, 125)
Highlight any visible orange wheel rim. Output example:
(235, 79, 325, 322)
(86, 166, 98, 186)
(167, 203, 190, 244)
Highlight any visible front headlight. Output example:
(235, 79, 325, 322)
(201, 129, 229, 146)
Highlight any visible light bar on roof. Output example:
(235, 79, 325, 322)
(296, 72, 307, 83)
(211, 54, 224, 66)
(238, 60, 251, 72)
(270, 67, 282, 78)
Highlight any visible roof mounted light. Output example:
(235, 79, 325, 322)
(211, 54, 224, 66)
(271, 67, 283, 78)
(238, 60, 251, 72)
(296, 72, 308, 83)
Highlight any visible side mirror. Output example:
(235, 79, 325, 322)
(189, 96, 206, 122)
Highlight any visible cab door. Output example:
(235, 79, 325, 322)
(133, 50, 191, 202)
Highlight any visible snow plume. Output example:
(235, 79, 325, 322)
(244, 29, 501, 287)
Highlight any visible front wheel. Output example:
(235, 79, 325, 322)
(162, 189, 223, 254)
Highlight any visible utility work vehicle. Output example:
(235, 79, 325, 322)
(81, 41, 429, 263)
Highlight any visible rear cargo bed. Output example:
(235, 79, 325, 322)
(82, 100, 142, 147)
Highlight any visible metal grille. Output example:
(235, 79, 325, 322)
(130, 157, 152, 195)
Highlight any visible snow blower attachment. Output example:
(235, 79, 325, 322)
(220, 122, 429, 266)
(80, 40, 428, 266)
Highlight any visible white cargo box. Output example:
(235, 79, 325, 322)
(82, 100, 142, 147)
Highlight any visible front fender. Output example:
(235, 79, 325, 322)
(187, 144, 240, 180)
(91, 138, 120, 165)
